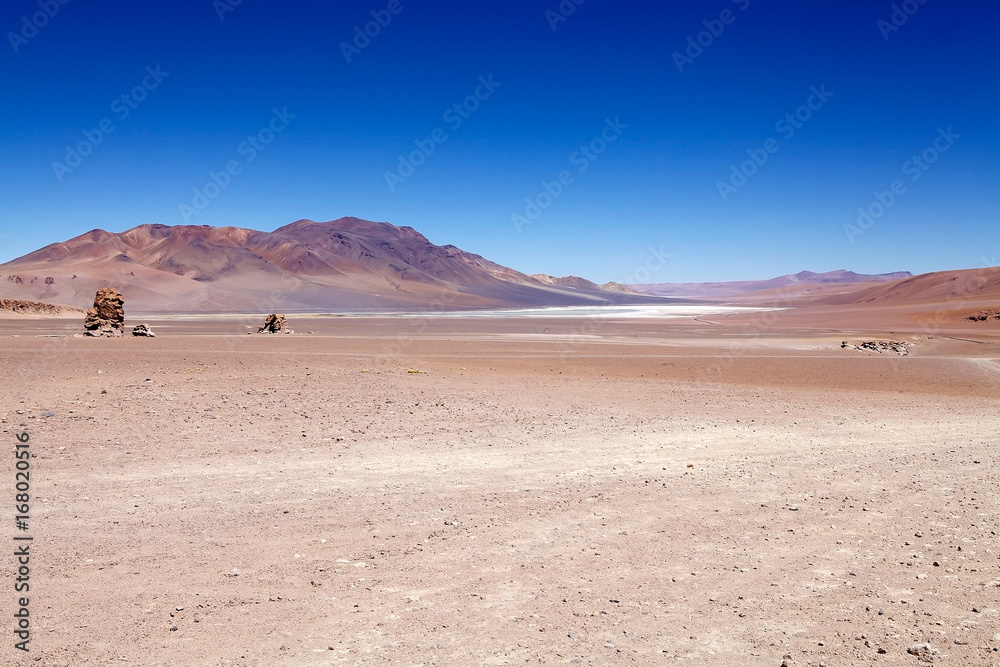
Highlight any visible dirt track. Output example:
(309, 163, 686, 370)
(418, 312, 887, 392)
(2, 315, 999, 666)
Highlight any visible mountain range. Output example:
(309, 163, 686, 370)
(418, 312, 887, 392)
(3, 217, 997, 316)
(631, 269, 914, 299)
(0, 218, 664, 313)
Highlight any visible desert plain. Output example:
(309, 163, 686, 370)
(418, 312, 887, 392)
(2, 307, 999, 666)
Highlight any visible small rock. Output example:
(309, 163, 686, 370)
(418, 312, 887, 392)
(227, 568, 242, 577)
(907, 643, 936, 662)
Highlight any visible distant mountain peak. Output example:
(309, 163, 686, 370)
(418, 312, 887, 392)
(274, 217, 430, 243)
(632, 269, 914, 298)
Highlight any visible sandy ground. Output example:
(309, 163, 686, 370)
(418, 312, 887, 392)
(2, 313, 999, 666)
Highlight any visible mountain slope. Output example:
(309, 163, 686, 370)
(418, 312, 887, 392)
(818, 266, 1000, 307)
(0, 218, 666, 313)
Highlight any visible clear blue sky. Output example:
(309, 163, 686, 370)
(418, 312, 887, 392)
(1, 0, 997, 283)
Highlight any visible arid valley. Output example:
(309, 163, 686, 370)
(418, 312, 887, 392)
(6, 2, 998, 664)
(3, 300, 999, 666)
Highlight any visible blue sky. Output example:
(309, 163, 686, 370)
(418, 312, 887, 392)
(1, 0, 997, 283)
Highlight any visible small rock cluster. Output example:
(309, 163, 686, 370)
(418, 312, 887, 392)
(964, 309, 1000, 322)
(257, 313, 292, 334)
(84, 288, 125, 337)
(132, 323, 156, 337)
(841, 340, 913, 356)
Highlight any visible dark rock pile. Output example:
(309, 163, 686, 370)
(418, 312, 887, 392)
(964, 309, 1000, 322)
(257, 314, 291, 334)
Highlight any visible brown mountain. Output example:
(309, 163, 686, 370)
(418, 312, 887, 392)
(818, 266, 1000, 308)
(0, 218, 668, 313)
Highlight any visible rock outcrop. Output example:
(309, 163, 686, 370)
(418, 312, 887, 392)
(0, 299, 83, 316)
(84, 288, 125, 337)
(257, 313, 291, 334)
(131, 323, 156, 337)
(841, 340, 912, 356)
(964, 309, 1000, 322)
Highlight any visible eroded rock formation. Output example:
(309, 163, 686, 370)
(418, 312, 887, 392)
(0, 299, 82, 315)
(257, 313, 290, 334)
(84, 287, 125, 337)
(964, 309, 1000, 322)
(841, 340, 912, 356)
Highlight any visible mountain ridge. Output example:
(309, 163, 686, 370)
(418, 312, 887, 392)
(631, 269, 914, 298)
(0, 218, 670, 313)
